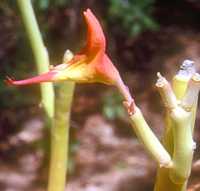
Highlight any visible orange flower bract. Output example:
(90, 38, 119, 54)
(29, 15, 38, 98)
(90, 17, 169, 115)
(6, 9, 121, 86)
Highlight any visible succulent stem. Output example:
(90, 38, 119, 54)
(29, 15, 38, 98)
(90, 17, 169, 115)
(130, 107, 172, 167)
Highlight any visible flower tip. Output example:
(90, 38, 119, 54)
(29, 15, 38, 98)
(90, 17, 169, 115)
(82, 8, 106, 53)
(83, 8, 92, 15)
(83, 10, 87, 17)
(83, 8, 96, 22)
(5, 76, 15, 86)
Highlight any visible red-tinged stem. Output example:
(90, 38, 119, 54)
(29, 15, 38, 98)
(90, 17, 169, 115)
(116, 77, 135, 114)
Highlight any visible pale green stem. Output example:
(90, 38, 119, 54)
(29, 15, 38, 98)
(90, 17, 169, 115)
(154, 62, 196, 191)
(118, 77, 171, 167)
(154, 171, 187, 191)
(48, 82, 75, 191)
(16, 2, 76, 191)
(130, 107, 172, 167)
(118, 76, 171, 166)
(17, 0, 54, 119)
(156, 72, 177, 109)
(169, 107, 194, 183)
(172, 75, 189, 100)
(173, 59, 195, 100)
(169, 67, 197, 186)
(181, 73, 200, 133)
(154, 115, 179, 191)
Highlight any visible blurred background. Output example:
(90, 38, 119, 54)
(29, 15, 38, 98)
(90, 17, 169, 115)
(0, 0, 200, 190)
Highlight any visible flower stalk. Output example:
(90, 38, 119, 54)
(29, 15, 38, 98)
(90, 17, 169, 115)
(16, 0, 54, 119)
(130, 107, 172, 167)
(16, 1, 75, 191)
(48, 81, 75, 191)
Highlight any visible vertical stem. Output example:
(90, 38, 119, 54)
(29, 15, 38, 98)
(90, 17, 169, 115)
(16, 1, 76, 191)
(48, 82, 75, 191)
(154, 63, 194, 191)
(17, 0, 54, 119)
(169, 109, 193, 183)
(154, 71, 191, 191)
(181, 74, 200, 133)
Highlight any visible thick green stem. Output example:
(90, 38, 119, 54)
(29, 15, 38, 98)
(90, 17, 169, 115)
(154, 171, 187, 191)
(155, 107, 194, 191)
(169, 108, 194, 183)
(17, 0, 54, 119)
(154, 116, 182, 191)
(154, 65, 195, 191)
(130, 107, 172, 167)
(48, 82, 75, 191)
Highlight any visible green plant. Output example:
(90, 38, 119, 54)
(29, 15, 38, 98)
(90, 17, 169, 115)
(124, 61, 198, 191)
(7, 2, 199, 191)
(153, 62, 197, 191)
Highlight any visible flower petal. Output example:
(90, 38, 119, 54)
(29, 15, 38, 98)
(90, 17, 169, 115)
(93, 54, 120, 85)
(5, 71, 58, 85)
(83, 9, 106, 55)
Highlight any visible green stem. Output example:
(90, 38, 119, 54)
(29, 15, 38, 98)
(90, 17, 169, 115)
(169, 108, 194, 183)
(181, 74, 200, 133)
(118, 76, 171, 167)
(172, 75, 189, 100)
(16, 1, 76, 190)
(130, 107, 172, 167)
(154, 172, 187, 191)
(154, 116, 180, 191)
(154, 69, 193, 191)
(48, 82, 75, 191)
(17, 0, 54, 119)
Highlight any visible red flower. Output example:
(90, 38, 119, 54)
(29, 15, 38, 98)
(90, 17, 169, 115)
(6, 9, 121, 86)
